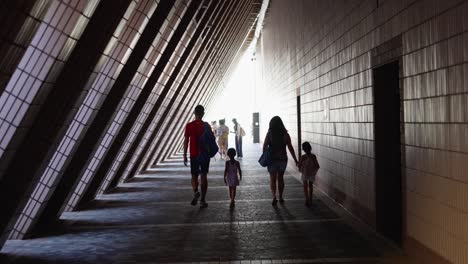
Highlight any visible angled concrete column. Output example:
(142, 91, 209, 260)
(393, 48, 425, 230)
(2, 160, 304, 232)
(58, 1, 190, 213)
(159, 55, 239, 165)
(66, 0, 211, 206)
(132, 0, 253, 173)
(0, 0, 52, 95)
(101, 0, 223, 191)
(161, 44, 247, 164)
(156, 31, 252, 163)
(144, 0, 254, 170)
(152, 3, 255, 167)
(77, 0, 228, 205)
(5, 0, 166, 241)
(31, 0, 201, 235)
(105, 0, 244, 188)
(0, 0, 133, 246)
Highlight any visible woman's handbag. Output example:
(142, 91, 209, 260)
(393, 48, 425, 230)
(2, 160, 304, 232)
(258, 147, 272, 167)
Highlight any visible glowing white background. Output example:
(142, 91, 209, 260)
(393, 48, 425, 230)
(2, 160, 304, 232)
(206, 53, 258, 143)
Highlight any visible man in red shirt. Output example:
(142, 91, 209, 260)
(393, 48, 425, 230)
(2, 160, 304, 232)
(184, 105, 209, 208)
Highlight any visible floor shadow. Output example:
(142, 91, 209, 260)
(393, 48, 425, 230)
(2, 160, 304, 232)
(0, 254, 66, 264)
(277, 201, 297, 220)
(225, 207, 240, 261)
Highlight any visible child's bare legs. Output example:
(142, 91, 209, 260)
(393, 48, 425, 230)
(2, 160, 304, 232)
(219, 143, 225, 159)
(303, 180, 310, 206)
(269, 172, 278, 205)
(229, 186, 236, 208)
(232, 186, 237, 201)
(222, 146, 227, 159)
(308, 181, 314, 204)
(278, 172, 285, 202)
(229, 186, 237, 201)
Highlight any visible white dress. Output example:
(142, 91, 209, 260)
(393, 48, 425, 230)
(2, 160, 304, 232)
(225, 161, 239, 187)
(300, 154, 319, 181)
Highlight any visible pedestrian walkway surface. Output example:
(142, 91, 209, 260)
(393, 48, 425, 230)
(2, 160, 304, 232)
(1, 143, 413, 263)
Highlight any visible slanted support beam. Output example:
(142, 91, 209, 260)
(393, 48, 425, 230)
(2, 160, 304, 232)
(0, 0, 133, 245)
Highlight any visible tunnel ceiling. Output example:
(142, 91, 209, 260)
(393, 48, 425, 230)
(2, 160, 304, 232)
(0, 0, 264, 248)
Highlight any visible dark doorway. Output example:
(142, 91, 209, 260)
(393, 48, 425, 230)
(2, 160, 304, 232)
(373, 60, 402, 246)
(252, 112, 260, 143)
(297, 95, 302, 153)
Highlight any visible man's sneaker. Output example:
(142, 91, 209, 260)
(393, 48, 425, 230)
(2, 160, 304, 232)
(191, 191, 200, 206)
(200, 200, 208, 208)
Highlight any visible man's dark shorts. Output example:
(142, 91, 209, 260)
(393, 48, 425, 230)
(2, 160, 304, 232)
(190, 157, 210, 175)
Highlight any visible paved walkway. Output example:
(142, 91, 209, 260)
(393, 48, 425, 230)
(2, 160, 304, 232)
(1, 143, 412, 263)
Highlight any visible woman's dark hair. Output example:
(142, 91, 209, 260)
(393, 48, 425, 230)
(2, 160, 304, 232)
(219, 119, 225, 125)
(227, 148, 236, 159)
(268, 116, 287, 148)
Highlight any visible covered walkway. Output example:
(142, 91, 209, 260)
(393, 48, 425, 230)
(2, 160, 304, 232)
(2, 143, 408, 263)
(0, 0, 467, 263)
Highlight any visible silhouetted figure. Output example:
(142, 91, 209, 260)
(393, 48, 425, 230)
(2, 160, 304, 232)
(232, 118, 244, 158)
(211, 120, 218, 137)
(263, 116, 299, 206)
(184, 105, 210, 208)
(217, 119, 229, 159)
(224, 148, 242, 208)
(299, 142, 320, 207)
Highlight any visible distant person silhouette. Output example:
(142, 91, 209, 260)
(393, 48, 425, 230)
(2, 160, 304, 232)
(263, 116, 299, 206)
(184, 105, 210, 208)
(217, 119, 229, 160)
(232, 118, 244, 158)
(211, 121, 218, 137)
(224, 148, 242, 208)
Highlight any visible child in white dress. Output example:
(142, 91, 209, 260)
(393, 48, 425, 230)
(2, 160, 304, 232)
(299, 142, 320, 207)
(224, 148, 242, 208)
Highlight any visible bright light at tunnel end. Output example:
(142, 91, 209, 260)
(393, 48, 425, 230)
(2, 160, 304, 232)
(205, 0, 270, 142)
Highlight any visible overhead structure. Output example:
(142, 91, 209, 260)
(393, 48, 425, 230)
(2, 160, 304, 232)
(0, 1, 467, 263)
(0, 0, 263, 248)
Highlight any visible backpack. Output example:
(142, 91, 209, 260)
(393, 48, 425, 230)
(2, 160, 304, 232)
(198, 122, 219, 163)
(239, 126, 246, 137)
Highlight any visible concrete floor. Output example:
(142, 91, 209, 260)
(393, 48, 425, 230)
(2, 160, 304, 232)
(0, 143, 415, 263)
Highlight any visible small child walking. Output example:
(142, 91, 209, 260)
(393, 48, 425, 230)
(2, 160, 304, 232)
(299, 142, 320, 207)
(224, 148, 242, 208)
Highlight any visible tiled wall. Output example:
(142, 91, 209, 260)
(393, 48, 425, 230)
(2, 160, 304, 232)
(72, 0, 189, 200)
(2, 0, 104, 240)
(0, 0, 260, 250)
(62, 0, 161, 211)
(148, 0, 253, 165)
(94, 3, 200, 191)
(0, 1, 51, 96)
(258, 0, 468, 263)
(0, 0, 97, 171)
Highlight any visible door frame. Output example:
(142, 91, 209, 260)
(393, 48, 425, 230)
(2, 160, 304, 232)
(370, 35, 405, 247)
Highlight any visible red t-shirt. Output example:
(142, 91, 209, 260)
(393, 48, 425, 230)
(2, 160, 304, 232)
(185, 119, 205, 157)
